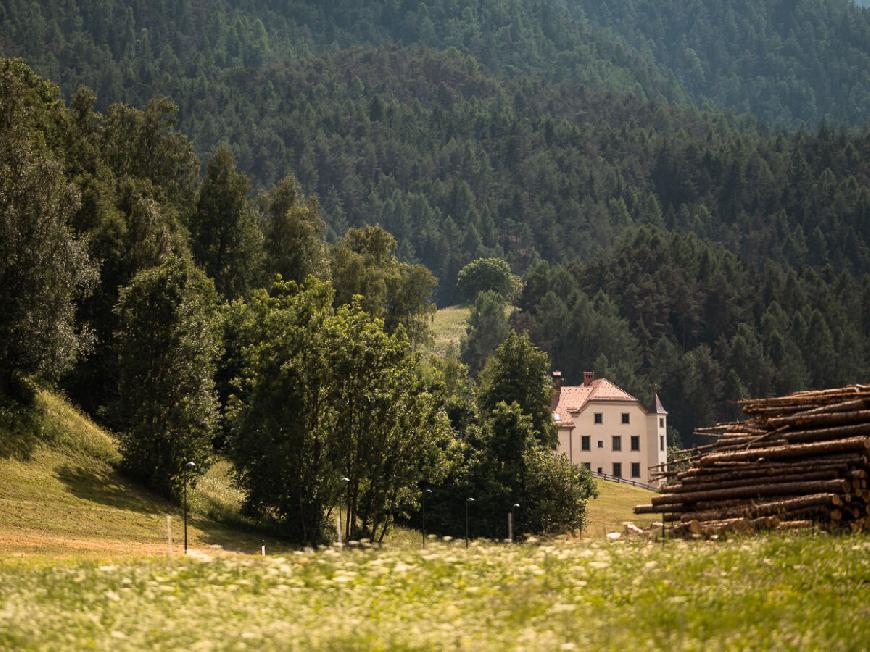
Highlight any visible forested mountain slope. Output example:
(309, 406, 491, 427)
(0, 0, 680, 105)
(575, 0, 870, 127)
(3, 2, 869, 304)
(514, 228, 870, 442)
(2, 0, 869, 145)
(1, 2, 869, 442)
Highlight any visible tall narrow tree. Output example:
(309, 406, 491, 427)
(0, 61, 98, 399)
(113, 256, 222, 497)
(191, 146, 263, 299)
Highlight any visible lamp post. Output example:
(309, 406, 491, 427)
(183, 461, 196, 554)
(465, 497, 475, 549)
(340, 476, 350, 544)
(509, 503, 520, 543)
(421, 487, 432, 547)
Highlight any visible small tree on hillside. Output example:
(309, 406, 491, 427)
(457, 257, 520, 303)
(113, 256, 222, 498)
(461, 290, 510, 375)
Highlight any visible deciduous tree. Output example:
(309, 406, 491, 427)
(113, 256, 222, 498)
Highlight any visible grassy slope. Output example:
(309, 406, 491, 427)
(585, 479, 658, 535)
(430, 304, 471, 356)
(0, 391, 289, 559)
(1, 534, 868, 650)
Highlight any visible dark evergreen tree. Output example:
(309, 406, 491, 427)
(477, 331, 556, 447)
(259, 175, 328, 284)
(190, 146, 263, 300)
(461, 290, 511, 376)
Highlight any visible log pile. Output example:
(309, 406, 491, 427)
(635, 385, 870, 537)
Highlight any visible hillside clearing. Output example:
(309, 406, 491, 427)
(2, 533, 868, 650)
(430, 304, 471, 355)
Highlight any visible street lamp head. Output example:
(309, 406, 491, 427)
(424, 488, 433, 494)
(513, 503, 520, 508)
(185, 461, 196, 470)
(466, 497, 475, 503)
(341, 476, 350, 483)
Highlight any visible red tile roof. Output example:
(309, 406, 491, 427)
(551, 378, 641, 428)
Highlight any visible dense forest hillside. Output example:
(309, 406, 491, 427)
(2, 2, 868, 304)
(576, 0, 870, 127)
(514, 228, 869, 441)
(1, 2, 869, 445)
(3, 1, 869, 128)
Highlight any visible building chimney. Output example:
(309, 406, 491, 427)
(550, 371, 563, 410)
(583, 371, 594, 386)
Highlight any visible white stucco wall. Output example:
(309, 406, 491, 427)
(556, 400, 666, 485)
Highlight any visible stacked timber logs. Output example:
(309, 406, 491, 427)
(635, 385, 870, 537)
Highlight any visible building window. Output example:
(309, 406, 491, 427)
(612, 435, 622, 452)
(621, 412, 630, 424)
(581, 435, 590, 451)
(659, 417, 665, 428)
(583, 462, 591, 470)
(631, 462, 641, 478)
(630, 435, 640, 451)
(594, 412, 603, 424)
(613, 462, 622, 478)
(660, 435, 665, 451)
(597, 467, 603, 475)
(597, 440, 604, 448)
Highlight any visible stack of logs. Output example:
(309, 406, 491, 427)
(635, 384, 870, 537)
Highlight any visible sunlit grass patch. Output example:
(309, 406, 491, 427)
(584, 479, 658, 536)
(0, 390, 293, 559)
(430, 304, 472, 355)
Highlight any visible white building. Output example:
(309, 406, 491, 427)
(551, 371, 667, 486)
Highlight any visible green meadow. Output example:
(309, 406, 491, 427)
(1, 534, 868, 651)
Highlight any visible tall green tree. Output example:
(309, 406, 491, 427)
(190, 146, 263, 299)
(322, 301, 451, 542)
(461, 290, 511, 375)
(259, 175, 328, 283)
(113, 256, 222, 497)
(477, 331, 556, 447)
(0, 61, 98, 399)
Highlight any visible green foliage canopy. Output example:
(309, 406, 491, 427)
(113, 256, 222, 498)
(0, 60, 98, 397)
(228, 278, 450, 544)
(457, 257, 519, 303)
(331, 226, 436, 344)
